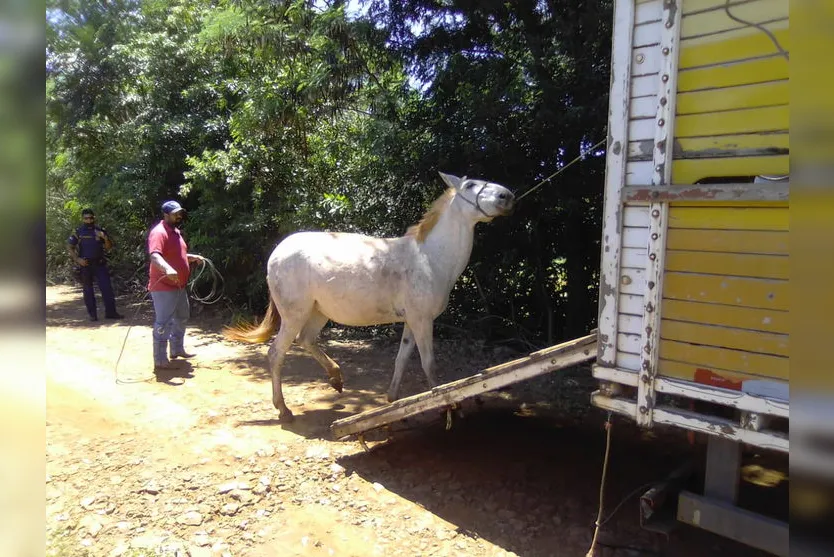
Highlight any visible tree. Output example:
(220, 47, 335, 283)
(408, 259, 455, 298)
(46, 0, 614, 346)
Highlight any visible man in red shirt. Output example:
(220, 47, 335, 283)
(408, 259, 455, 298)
(147, 200, 204, 376)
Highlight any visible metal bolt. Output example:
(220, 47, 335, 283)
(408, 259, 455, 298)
(642, 361, 650, 370)
(658, 118, 665, 126)
(651, 233, 659, 240)
(662, 47, 670, 55)
(645, 326, 652, 334)
(641, 375, 650, 384)
(662, 74, 669, 83)
(655, 165, 662, 172)
(652, 209, 660, 217)
(648, 280, 656, 289)
(650, 190, 660, 199)
(659, 97, 667, 106)
(636, 53, 645, 63)
(665, 21, 673, 28)
(639, 405, 649, 414)
(646, 303, 654, 313)
(649, 253, 656, 261)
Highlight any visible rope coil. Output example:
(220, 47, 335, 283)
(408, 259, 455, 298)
(187, 257, 226, 305)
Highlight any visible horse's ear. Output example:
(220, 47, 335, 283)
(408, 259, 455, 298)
(438, 172, 463, 190)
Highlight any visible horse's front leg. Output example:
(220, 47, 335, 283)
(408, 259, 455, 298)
(410, 318, 438, 391)
(387, 324, 416, 402)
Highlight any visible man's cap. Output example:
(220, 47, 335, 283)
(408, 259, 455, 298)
(161, 200, 186, 214)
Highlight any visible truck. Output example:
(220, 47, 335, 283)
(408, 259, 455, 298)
(590, 0, 789, 553)
(332, 0, 790, 553)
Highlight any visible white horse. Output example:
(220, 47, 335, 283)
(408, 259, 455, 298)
(223, 172, 515, 422)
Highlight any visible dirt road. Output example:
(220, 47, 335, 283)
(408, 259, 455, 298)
(46, 285, 781, 556)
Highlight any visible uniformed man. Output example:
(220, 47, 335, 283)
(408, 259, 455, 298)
(67, 208, 123, 321)
(147, 200, 205, 374)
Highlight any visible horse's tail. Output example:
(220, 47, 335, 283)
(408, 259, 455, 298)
(222, 296, 281, 344)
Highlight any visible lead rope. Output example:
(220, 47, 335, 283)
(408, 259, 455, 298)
(516, 138, 607, 202)
(113, 275, 168, 385)
(113, 257, 226, 384)
(586, 411, 614, 557)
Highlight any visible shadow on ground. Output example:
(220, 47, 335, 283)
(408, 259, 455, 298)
(335, 407, 786, 557)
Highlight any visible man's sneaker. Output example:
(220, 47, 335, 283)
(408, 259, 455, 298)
(105, 313, 124, 319)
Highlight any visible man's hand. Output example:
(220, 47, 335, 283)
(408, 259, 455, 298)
(95, 229, 106, 240)
(187, 253, 205, 264)
(165, 269, 180, 285)
(150, 253, 180, 285)
(77, 257, 89, 267)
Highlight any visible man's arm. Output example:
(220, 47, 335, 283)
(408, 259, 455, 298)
(96, 228, 113, 251)
(67, 235, 87, 266)
(186, 253, 205, 263)
(150, 252, 180, 285)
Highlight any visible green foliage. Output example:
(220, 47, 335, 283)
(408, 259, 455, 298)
(46, 0, 613, 344)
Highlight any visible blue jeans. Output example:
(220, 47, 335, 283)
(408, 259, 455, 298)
(150, 289, 190, 363)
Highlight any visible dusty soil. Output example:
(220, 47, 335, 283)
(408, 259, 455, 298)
(46, 285, 785, 557)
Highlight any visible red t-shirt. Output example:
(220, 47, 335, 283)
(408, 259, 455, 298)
(147, 220, 190, 291)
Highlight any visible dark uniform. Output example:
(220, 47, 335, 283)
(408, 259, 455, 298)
(68, 224, 118, 320)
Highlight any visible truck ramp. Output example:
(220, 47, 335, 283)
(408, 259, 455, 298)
(330, 331, 597, 439)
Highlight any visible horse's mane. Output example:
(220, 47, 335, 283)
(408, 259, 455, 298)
(406, 188, 457, 243)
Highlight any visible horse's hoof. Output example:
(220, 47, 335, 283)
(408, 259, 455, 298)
(330, 379, 343, 393)
(279, 411, 295, 424)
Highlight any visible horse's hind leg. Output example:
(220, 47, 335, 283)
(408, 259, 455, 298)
(268, 317, 305, 422)
(296, 308, 343, 393)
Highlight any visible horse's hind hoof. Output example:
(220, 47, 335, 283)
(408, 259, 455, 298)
(279, 411, 295, 424)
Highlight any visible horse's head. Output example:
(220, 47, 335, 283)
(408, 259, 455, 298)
(439, 172, 515, 222)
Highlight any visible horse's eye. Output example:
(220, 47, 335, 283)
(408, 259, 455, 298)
(465, 182, 475, 189)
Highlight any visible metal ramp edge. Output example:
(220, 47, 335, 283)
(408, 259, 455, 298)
(330, 331, 597, 439)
